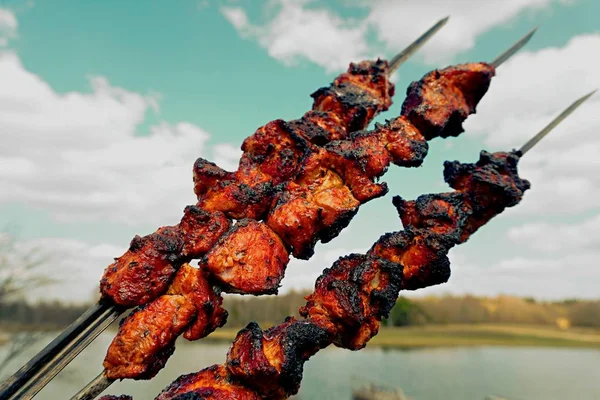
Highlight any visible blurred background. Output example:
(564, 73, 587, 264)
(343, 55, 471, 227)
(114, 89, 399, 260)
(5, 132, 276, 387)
(0, 0, 598, 399)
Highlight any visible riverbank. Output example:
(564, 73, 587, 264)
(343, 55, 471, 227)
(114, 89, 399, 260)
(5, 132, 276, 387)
(205, 324, 600, 349)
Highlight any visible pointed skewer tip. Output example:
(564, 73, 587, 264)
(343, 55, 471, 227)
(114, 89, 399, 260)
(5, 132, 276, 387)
(518, 90, 596, 155)
(387, 16, 450, 75)
(491, 26, 538, 68)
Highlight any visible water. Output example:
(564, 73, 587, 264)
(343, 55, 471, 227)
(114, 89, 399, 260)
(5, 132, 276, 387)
(1, 333, 599, 399)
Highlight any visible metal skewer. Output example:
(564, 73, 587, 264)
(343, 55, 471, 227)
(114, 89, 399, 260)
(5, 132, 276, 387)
(519, 90, 597, 154)
(7, 304, 125, 400)
(0, 302, 123, 399)
(388, 16, 449, 74)
(492, 27, 537, 68)
(0, 16, 454, 400)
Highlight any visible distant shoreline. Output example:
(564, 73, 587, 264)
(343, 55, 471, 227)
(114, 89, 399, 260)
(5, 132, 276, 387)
(1, 324, 599, 349)
(202, 324, 600, 349)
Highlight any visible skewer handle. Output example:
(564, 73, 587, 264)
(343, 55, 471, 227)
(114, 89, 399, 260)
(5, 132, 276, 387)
(6, 303, 124, 400)
(0, 302, 112, 398)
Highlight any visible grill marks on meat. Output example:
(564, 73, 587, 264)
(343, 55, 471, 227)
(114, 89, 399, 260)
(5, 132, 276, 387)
(99, 60, 500, 385)
(166, 264, 228, 341)
(155, 365, 261, 400)
(100, 207, 231, 307)
(154, 151, 529, 400)
(204, 220, 289, 294)
(312, 60, 395, 133)
(443, 150, 530, 241)
(101, 60, 393, 307)
(104, 264, 227, 379)
(402, 63, 495, 140)
(389, 150, 529, 289)
(226, 319, 329, 399)
(100, 61, 493, 308)
(194, 61, 395, 222)
(300, 254, 402, 350)
(104, 295, 197, 380)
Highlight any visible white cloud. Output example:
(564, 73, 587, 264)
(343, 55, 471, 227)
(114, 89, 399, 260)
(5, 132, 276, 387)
(221, 0, 369, 72)
(0, 8, 17, 46)
(363, 0, 564, 64)
(416, 247, 600, 300)
(220, 0, 572, 71)
(507, 214, 600, 253)
(1, 233, 125, 303)
(464, 34, 600, 216)
(0, 50, 241, 226)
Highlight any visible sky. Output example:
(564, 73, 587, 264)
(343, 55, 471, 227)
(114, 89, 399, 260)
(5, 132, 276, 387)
(0, 0, 598, 303)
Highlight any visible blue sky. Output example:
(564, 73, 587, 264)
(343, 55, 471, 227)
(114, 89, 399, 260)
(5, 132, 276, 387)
(0, 0, 598, 303)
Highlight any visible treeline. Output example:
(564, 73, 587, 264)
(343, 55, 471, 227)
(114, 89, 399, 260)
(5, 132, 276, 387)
(222, 293, 600, 329)
(0, 300, 90, 331)
(1, 293, 599, 331)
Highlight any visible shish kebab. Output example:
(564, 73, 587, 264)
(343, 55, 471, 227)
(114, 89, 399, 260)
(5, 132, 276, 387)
(68, 30, 540, 398)
(91, 91, 597, 400)
(11, 25, 538, 400)
(0, 17, 452, 400)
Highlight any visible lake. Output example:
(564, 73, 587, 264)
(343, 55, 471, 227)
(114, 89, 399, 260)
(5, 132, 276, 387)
(1, 332, 599, 399)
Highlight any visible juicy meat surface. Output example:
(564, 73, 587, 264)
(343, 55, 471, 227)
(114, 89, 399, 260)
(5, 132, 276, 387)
(166, 264, 228, 341)
(104, 295, 197, 380)
(155, 365, 261, 400)
(402, 62, 495, 140)
(300, 254, 402, 350)
(151, 149, 530, 400)
(312, 59, 395, 133)
(204, 220, 290, 294)
(100, 208, 230, 307)
(226, 319, 329, 399)
(100, 227, 183, 307)
(267, 153, 361, 259)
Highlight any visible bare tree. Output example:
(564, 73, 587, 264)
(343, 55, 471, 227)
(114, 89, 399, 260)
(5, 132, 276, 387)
(0, 232, 52, 376)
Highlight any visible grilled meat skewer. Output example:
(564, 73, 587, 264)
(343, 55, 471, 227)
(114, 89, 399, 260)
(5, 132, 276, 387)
(147, 93, 589, 400)
(99, 60, 499, 384)
(153, 151, 530, 400)
(2, 20, 454, 400)
(82, 33, 542, 393)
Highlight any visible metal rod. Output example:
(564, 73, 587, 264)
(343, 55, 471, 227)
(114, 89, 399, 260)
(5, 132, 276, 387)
(70, 372, 114, 400)
(0, 301, 116, 399)
(519, 90, 597, 155)
(388, 16, 450, 74)
(491, 27, 537, 68)
(8, 305, 124, 399)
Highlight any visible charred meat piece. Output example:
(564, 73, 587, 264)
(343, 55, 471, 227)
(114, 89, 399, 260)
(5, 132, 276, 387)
(312, 59, 395, 133)
(98, 396, 133, 400)
(154, 149, 531, 400)
(103, 295, 197, 380)
(100, 208, 230, 307)
(204, 220, 289, 294)
(179, 207, 231, 258)
(293, 111, 348, 145)
(166, 264, 228, 341)
(369, 230, 451, 291)
(394, 192, 467, 248)
(444, 150, 530, 241)
(226, 319, 329, 399)
(155, 365, 261, 400)
(100, 227, 183, 307)
(402, 62, 495, 140)
(371, 116, 429, 167)
(300, 254, 402, 350)
(267, 154, 360, 259)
